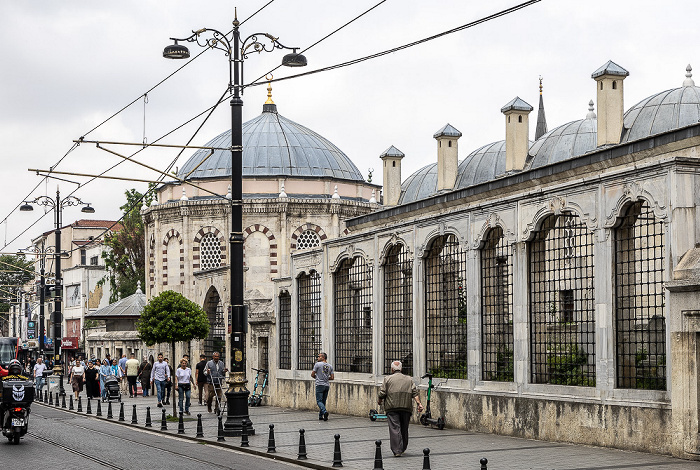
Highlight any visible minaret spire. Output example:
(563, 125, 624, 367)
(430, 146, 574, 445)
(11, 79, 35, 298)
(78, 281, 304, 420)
(535, 76, 548, 140)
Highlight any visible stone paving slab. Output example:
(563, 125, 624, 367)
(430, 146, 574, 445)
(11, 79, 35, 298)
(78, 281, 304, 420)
(37, 391, 699, 470)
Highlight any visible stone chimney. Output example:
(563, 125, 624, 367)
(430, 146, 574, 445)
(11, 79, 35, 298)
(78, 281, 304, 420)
(380, 145, 405, 206)
(433, 124, 462, 191)
(592, 60, 629, 146)
(501, 97, 533, 172)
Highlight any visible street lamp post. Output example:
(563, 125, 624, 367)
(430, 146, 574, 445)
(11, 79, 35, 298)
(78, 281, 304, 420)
(163, 11, 306, 436)
(21, 187, 95, 395)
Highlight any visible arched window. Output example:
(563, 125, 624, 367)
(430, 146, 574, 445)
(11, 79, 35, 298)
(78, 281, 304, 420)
(481, 227, 513, 381)
(203, 287, 226, 364)
(298, 271, 321, 370)
(614, 201, 666, 390)
(612, 80, 617, 90)
(334, 257, 373, 373)
(296, 230, 320, 250)
(518, 115, 522, 123)
(529, 213, 595, 386)
(425, 234, 468, 379)
(278, 291, 292, 370)
(383, 244, 413, 375)
(200, 232, 222, 270)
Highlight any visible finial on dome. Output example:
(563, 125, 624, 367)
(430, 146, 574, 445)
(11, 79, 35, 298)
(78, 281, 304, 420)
(279, 183, 287, 198)
(136, 280, 143, 295)
(150, 195, 158, 207)
(683, 64, 694, 87)
(539, 76, 543, 95)
(332, 185, 340, 199)
(265, 74, 275, 105)
(586, 100, 596, 119)
(369, 189, 377, 204)
(226, 184, 232, 199)
(180, 188, 188, 201)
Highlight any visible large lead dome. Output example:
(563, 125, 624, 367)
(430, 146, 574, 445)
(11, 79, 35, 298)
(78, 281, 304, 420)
(177, 103, 365, 182)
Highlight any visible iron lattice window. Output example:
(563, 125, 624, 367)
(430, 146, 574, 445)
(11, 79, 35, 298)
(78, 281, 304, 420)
(529, 213, 595, 386)
(204, 292, 226, 364)
(334, 257, 373, 373)
(481, 227, 514, 381)
(259, 337, 269, 370)
(200, 233, 222, 270)
(383, 244, 413, 375)
(296, 230, 320, 250)
(278, 292, 292, 370)
(425, 235, 468, 379)
(614, 201, 666, 390)
(298, 271, 321, 371)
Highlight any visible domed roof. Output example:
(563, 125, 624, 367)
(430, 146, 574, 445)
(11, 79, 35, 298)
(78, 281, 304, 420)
(621, 65, 700, 143)
(455, 141, 507, 189)
(177, 104, 365, 182)
(399, 162, 438, 204)
(527, 112, 597, 169)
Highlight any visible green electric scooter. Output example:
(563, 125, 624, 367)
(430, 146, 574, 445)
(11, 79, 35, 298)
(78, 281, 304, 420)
(419, 372, 445, 430)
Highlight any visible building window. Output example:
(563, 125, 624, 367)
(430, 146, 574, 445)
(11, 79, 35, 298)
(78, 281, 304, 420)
(90, 256, 99, 266)
(383, 244, 413, 375)
(529, 213, 595, 386)
(425, 234, 468, 379)
(481, 227, 514, 382)
(296, 230, 320, 250)
(615, 201, 666, 390)
(278, 291, 292, 370)
(203, 288, 226, 364)
(259, 337, 269, 371)
(334, 256, 373, 373)
(298, 271, 321, 371)
(80, 249, 87, 265)
(200, 232, 222, 270)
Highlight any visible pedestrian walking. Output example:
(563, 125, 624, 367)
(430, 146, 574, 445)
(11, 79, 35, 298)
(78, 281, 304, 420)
(100, 359, 113, 401)
(195, 354, 208, 405)
(150, 353, 171, 408)
(118, 354, 128, 394)
(175, 358, 195, 415)
(138, 357, 152, 397)
(70, 361, 85, 400)
(311, 352, 334, 421)
(84, 360, 100, 399)
(204, 352, 227, 414)
(163, 358, 173, 405)
(124, 353, 140, 398)
(33, 357, 46, 395)
(377, 360, 423, 457)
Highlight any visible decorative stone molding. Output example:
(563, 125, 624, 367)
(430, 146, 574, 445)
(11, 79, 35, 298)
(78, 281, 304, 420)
(294, 253, 322, 271)
(603, 181, 668, 228)
(291, 223, 327, 251)
(330, 245, 372, 273)
(244, 224, 278, 274)
(162, 229, 184, 286)
(418, 225, 463, 257)
(473, 212, 515, 249)
(523, 196, 597, 240)
(379, 233, 412, 265)
(148, 234, 156, 291)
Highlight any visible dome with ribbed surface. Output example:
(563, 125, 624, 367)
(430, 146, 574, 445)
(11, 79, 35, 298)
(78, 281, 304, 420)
(527, 117, 597, 169)
(177, 104, 365, 182)
(455, 141, 506, 189)
(399, 163, 438, 204)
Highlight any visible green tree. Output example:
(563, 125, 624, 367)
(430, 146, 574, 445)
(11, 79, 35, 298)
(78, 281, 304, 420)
(0, 254, 35, 312)
(101, 186, 154, 303)
(137, 290, 209, 416)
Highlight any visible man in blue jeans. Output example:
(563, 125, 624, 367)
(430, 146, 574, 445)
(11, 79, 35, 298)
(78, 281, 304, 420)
(311, 352, 334, 421)
(149, 353, 171, 407)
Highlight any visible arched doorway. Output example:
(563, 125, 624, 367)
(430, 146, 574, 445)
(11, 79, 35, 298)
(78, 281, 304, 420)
(203, 286, 226, 363)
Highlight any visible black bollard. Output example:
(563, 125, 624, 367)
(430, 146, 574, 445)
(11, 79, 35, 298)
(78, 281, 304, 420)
(145, 406, 152, 427)
(332, 434, 343, 467)
(217, 416, 225, 442)
(69, 395, 74, 410)
(107, 401, 113, 419)
(480, 458, 488, 470)
(178, 412, 185, 434)
(44, 390, 48, 403)
(422, 449, 431, 470)
(241, 420, 249, 447)
(196, 414, 204, 438)
(373, 440, 383, 470)
(61, 394, 67, 408)
(118, 402, 125, 422)
(297, 429, 307, 460)
(131, 404, 138, 424)
(86, 398, 92, 415)
(160, 409, 168, 431)
(77, 397, 83, 412)
(96, 400, 102, 417)
(55, 393, 60, 408)
(49, 392, 54, 406)
(266, 424, 276, 453)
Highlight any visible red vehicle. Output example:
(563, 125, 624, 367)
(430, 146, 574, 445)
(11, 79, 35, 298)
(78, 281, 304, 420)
(0, 337, 20, 377)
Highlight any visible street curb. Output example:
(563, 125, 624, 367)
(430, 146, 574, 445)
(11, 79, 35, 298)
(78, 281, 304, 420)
(35, 402, 336, 470)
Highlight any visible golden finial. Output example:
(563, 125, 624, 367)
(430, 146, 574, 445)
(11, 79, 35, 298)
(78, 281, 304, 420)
(265, 74, 275, 104)
(539, 76, 543, 95)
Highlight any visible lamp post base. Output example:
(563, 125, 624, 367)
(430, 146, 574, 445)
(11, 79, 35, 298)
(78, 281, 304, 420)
(223, 372, 254, 436)
(52, 363, 66, 397)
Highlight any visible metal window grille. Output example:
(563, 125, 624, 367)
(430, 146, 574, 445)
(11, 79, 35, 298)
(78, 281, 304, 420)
(481, 227, 514, 381)
(334, 257, 373, 373)
(259, 337, 269, 370)
(383, 244, 413, 375)
(425, 234, 468, 379)
(614, 201, 666, 390)
(203, 290, 226, 364)
(278, 292, 292, 369)
(529, 213, 595, 386)
(298, 271, 321, 371)
(200, 232, 222, 270)
(296, 230, 320, 250)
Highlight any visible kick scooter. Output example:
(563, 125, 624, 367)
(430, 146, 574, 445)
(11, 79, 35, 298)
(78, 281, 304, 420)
(419, 372, 445, 430)
(248, 368, 268, 406)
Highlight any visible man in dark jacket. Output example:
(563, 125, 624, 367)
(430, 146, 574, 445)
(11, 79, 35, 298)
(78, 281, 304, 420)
(377, 360, 423, 457)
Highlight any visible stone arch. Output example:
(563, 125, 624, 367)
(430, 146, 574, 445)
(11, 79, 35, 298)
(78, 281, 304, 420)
(148, 234, 156, 291)
(162, 229, 184, 286)
(202, 285, 226, 363)
(523, 196, 597, 241)
(603, 182, 668, 229)
(193, 226, 226, 271)
(291, 223, 327, 250)
(243, 224, 277, 274)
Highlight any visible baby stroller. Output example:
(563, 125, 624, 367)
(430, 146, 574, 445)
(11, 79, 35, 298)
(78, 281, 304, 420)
(102, 376, 121, 402)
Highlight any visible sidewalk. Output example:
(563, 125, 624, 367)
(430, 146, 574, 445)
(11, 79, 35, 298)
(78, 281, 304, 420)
(37, 390, 699, 469)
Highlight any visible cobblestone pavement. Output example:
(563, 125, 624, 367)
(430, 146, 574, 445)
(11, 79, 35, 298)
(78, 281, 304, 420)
(36, 390, 699, 470)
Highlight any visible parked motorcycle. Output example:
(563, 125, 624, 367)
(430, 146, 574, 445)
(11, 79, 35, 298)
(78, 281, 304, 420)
(1, 360, 34, 444)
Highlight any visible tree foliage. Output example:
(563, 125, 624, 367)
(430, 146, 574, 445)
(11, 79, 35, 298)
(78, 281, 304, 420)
(0, 254, 35, 313)
(137, 290, 209, 346)
(101, 186, 154, 303)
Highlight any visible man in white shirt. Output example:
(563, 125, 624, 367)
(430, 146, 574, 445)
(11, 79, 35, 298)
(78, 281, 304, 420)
(33, 357, 47, 394)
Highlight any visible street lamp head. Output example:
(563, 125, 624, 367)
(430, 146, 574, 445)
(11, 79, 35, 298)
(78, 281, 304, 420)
(81, 204, 95, 214)
(163, 40, 190, 59)
(282, 49, 307, 67)
(19, 202, 34, 212)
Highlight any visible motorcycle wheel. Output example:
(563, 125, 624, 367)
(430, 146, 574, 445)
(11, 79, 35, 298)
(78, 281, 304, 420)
(12, 433, 20, 444)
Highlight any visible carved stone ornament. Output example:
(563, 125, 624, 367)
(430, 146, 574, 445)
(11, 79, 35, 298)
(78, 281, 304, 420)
(523, 196, 598, 239)
(603, 181, 668, 228)
(473, 212, 515, 249)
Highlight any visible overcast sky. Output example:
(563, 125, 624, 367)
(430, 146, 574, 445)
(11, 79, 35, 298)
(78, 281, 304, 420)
(1, 0, 698, 253)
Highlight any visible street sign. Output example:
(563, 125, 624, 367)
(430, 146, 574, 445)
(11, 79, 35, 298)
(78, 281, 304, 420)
(27, 321, 36, 339)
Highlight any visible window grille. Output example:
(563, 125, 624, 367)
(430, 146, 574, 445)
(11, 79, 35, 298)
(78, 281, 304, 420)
(425, 235, 468, 379)
(296, 230, 320, 250)
(529, 213, 595, 386)
(279, 292, 292, 369)
(200, 232, 222, 270)
(259, 337, 269, 370)
(481, 227, 514, 381)
(383, 244, 413, 375)
(334, 257, 373, 373)
(204, 290, 226, 364)
(298, 271, 321, 371)
(614, 201, 666, 390)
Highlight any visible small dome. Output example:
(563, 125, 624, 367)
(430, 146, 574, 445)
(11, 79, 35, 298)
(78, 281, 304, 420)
(455, 141, 506, 189)
(399, 163, 437, 204)
(527, 117, 597, 169)
(178, 105, 365, 182)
